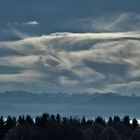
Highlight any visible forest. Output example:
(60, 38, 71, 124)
(0, 113, 139, 140)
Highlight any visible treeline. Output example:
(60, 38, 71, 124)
(0, 114, 140, 140)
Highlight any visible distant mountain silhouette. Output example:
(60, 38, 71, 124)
(0, 91, 140, 118)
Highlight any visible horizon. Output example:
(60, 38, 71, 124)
(0, 90, 139, 97)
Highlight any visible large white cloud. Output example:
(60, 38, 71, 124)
(0, 31, 140, 94)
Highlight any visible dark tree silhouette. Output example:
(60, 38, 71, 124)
(122, 116, 132, 140)
(25, 115, 34, 124)
(17, 116, 25, 125)
(0, 116, 5, 139)
(5, 116, 16, 132)
(0, 113, 139, 140)
(107, 117, 113, 127)
(95, 117, 106, 127)
(123, 116, 131, 126)
(56, 114, 61, 125)
(132, 118, 139, 130)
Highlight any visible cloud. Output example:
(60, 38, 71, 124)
(0, 31, 140, 94)
(22, 21, 39, 26)
(0, 70, 42, 83)
(62, 13, 140, 32)
(7, 21, 39, 27)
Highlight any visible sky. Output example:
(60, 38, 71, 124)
(0, 0, 140, 95)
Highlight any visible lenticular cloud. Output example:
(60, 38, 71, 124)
(0, 32, 140, 94)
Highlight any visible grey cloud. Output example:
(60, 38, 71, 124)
(0, 32, 140, 94)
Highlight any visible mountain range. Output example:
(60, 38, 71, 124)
(0, 91, 139, 118)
